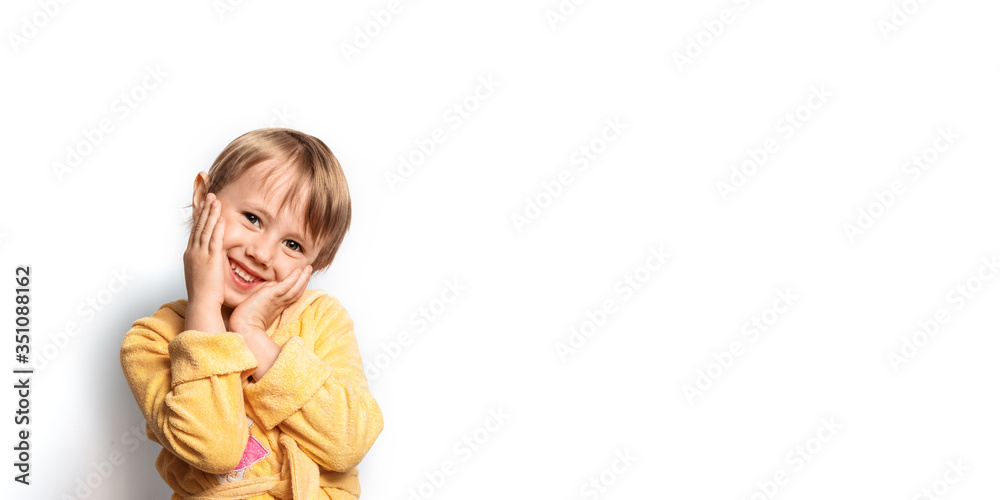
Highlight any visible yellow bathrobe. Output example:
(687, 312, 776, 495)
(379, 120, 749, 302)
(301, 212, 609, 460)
(120, 290, 384, 500)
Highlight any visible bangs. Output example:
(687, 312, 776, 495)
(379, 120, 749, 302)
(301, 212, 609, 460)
(204, 127, 352, 270)
(250, 159, 337, 251)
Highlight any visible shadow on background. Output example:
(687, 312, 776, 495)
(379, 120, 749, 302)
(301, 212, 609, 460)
(87, 270, 184, 499)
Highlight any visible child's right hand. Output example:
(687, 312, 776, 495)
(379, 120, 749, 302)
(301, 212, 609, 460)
(183, 192, 227, 309)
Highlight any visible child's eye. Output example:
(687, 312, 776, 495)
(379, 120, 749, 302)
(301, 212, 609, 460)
(244, 213, 260, 226)
(285, 240, 303, 252)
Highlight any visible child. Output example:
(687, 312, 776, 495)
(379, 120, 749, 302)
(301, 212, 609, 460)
(120, 128, 383, 500)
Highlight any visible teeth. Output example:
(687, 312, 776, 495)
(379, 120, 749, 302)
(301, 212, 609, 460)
(230, 263, 257, 283)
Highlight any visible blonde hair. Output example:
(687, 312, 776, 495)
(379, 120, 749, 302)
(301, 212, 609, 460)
(186, 128, 351, 272)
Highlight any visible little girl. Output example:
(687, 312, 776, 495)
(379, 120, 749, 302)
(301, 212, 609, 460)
(120, 128, 383, 500)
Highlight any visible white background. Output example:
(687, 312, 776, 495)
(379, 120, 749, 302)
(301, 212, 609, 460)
(2, 1, 999, 499)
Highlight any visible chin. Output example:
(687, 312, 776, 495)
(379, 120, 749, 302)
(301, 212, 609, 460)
(222, 291, 246, 310)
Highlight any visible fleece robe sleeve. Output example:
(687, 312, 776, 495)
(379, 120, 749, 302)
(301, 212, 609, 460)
(120, 304, 259, 474)
(243, 296, 384, 472)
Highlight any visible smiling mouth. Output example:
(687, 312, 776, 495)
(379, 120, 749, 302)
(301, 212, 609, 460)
(229, 258, 264, 287)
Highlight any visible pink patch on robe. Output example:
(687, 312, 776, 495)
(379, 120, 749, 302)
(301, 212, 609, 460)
(235, 434, 268, 470)
(215, 417, 269, 484)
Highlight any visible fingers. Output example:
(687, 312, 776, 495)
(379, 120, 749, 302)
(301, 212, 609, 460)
(271, 265, 312, 304)
(210, 216, 225, 255)
(189, 193, 206, 246)
(274, 267, 304, 296)
(289, 265, 312, 297)
(190, 193, 213, 247)
(243, 267, 298, 303)
(230, 265, 312, 332)
(201, 197, 221, 249)
(192, 193, 222, 250)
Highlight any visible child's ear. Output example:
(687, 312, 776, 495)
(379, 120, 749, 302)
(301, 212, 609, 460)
(192, 171, 210, 208)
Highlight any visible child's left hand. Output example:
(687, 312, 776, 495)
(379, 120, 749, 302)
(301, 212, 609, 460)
(229, 264, 312, 337)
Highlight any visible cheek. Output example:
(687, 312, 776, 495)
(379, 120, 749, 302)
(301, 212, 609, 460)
(273, 262, 304, 283)
(273, 268, 291, 283)
(219, 219, 240, 250)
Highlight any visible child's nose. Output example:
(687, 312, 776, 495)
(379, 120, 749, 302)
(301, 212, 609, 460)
(245, 242, 271, 268)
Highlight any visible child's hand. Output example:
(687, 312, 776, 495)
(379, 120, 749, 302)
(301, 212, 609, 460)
(229, 264, 312, 336)
(183, 192, 227, 309)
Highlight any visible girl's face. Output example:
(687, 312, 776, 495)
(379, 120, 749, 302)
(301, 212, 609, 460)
(210, 160, 317, 309)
